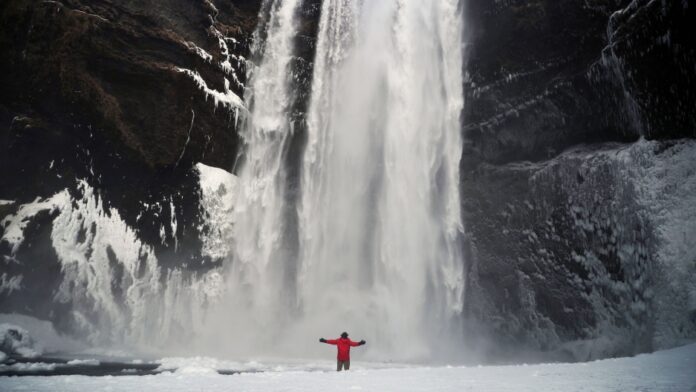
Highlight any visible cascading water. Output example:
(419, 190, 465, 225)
(298, 0, 465, 359)
(205, 0, 467, 361)
(206, 0, 305, 352)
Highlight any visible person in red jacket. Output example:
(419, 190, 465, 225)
(319, 332, 366, 371)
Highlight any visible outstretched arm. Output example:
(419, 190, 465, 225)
(320, 338, 338, 345)
(349, 339, 366, 347)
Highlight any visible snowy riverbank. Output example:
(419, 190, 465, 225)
(1, 343, 694, 391)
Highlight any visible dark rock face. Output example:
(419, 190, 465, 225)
(463, 0, 695, 166)
(0, 0, 261, 219)
(461, 0, 696, 359)
(0, 0, 261, 327)
(1, 0, 257, 172)
(605, 0, 696, 138)
(463, 0, 632, 166)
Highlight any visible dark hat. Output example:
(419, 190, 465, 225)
(341, 332, 348, 338)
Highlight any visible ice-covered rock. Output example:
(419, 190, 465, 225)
(195, 163, 237, 262)
(463, 139, 696, 359)
(0, 323, 41, 358)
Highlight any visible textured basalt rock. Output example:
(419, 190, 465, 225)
(463, 0, 629, 165)
(461, 0, 696, 359)
(0, 0, 262, 325)
(605, 0, 696, 138)
(463, 0, 695, 166)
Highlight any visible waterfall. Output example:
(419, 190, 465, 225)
(298, 0, 465, 359)
(211, 0, 467, 361)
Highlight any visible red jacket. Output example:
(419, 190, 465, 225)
(324, 338, 362, 361)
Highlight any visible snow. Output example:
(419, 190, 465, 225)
(208, 20, 246, 89)
(195, 163, 237, 261)
(175, 68, 244, 111)
(154, 357, 397, 374)
(0, 191, 70, 256)
(0, 180, 163, 347)
(0, 344, 693, 391)
(0, 323, 40, 358)
(48, 180, 162, 345)
(2, 177, 234, 350)
(196, 163, 236, 194)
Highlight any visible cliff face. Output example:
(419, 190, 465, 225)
(464, 0, 695, 166)
(0, 0, 259, 171)
(461, 0, 696, 360)
(0, 0, 262, 328)
(1, 0, 694, 360)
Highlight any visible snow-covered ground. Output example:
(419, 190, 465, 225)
(1, 343, 694, 391)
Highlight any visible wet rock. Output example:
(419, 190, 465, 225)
(0, 0, 262, 336)
(460, 0, 696, 358)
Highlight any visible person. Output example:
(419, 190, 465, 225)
(319, 332, 366, 371)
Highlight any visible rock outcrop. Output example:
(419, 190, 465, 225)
(0, 0, 261, 328)
(461, 0, 696, 359)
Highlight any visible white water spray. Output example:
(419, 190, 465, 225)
(211, 0, 467, 360)
(298, 0, 466, 359)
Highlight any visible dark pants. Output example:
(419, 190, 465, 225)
(337, 360, 350, 371)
